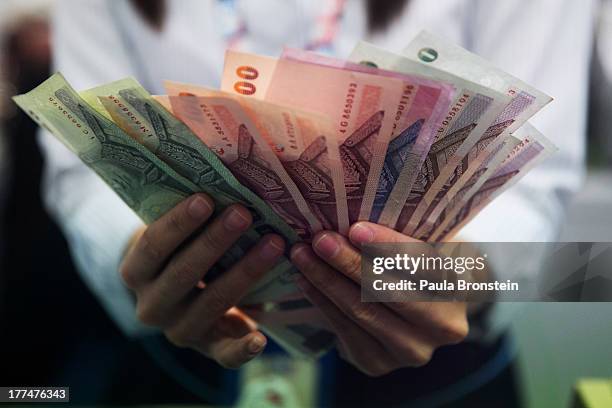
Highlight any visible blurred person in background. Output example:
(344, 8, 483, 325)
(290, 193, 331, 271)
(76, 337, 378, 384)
(0, 89, 7, 264)
(590, 0, 612, 165)
(34, 0, 595, 406)
(0, 0, 53, 334)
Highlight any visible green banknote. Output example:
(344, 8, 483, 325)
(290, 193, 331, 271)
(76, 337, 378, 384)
(13, 73, 200, 223)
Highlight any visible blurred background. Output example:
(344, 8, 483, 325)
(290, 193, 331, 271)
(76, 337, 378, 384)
(0, 1, 611, 407)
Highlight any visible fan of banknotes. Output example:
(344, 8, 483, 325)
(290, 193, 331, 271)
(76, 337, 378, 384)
(14, 31, 556, 357)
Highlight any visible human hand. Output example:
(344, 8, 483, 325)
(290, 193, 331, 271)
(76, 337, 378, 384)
(120, 193, 285, 368)
(290, 222, 468, 376)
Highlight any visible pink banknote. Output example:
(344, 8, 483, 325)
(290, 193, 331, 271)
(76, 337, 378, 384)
(280, 48, 454, 224)
(221, 50, 409, 234)
(411, 92, 537, 239)
(433, 127, 555, 242)
(163, 89, 326, 241)
(400, 32, 553, 237)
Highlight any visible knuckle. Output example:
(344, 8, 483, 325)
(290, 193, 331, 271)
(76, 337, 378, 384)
(395, 341, 433, 368)
(119, 263, 138, 289)
(242, 261, 267, 280)
(437, 317, 469, 344)
(164, 326, 193, 348)
(168, 210, 189, 235)
(205, 284, 232, 313)
(216, 354, 243, 370)
(170, 259, 202, 287)
(139, 229, 164, 264)
(307, 264, 339, 289)
(136, 302, 159, 327)
(339, 254, 361, 276)
(407, 347, 433, 367)
(305, 266, 327, 287)
(199, 227, 227, 254)
(352, 303, 380, 323)
(362, 360, 394, 377)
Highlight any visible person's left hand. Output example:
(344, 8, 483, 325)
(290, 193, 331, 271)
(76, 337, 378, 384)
(290, 222, 469, 377)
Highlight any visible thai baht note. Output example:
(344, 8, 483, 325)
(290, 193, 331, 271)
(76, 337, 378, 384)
(164, 82, 342, 239)
(403, 31, 552, 238)
(21, 75, 334, 357)
(79, 78, 305, 303)
(432, 123, 557, 242)
(280, 48, 454, 224)
(221, 50, 407, 234)
(349, 42, 511, 234)
(13, 73, 200, 225)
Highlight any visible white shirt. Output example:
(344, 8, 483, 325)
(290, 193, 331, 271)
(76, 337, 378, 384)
(40, 0, 596, 335)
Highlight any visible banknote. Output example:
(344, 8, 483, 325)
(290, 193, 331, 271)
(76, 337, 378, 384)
(62, 79, 333, 357)
(416, 135, 521, 241)
(80, 79, 297, 240)
(14, 31, 557, 358)
(166, 92, 324, 239)
(402, 31, 553, 237)
(13, 73, 201, 225)
(80, 79, 315, 307)
(79, 78, 306, 302)
(432, 123, 557, 242)
(280, 48, 454, 223)
(221, 50, 407, 234)
(349, 42, 511, 233)
(164, 82, 344, 236)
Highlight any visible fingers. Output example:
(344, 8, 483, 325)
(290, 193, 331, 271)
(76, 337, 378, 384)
(120, 194, 214, 289)
(348, 222, 421, 247)
(166, 310, 267, 369)
(139, 205, 253, 323)
(170, 234, 285, 340)
(207, 331, 267, 369)
(291, 244, 435, 367)
(309, 225, 422, 284)
(296, 277, 397, 377)
(198, 311, 267, 369)
(121, 195, 283, 370)
(382, 300, 469, 345)
(349, 223, 469, 342)
(311, 232, 362, 283)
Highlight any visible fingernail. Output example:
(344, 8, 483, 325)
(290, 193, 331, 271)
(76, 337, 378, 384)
(259, 236, 284, 261)
(350, 223, 374, 244)
(188, 196, 212, 220)
(290, 244, 310, 266)
(313, 233, 340, 258)
(248, 335, 266, 354)
(224, 208, 250, 231)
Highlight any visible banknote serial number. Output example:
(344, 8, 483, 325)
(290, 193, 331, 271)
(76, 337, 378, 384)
(339, 83, 358, 134)
(106, 95, 153, 138)
(437, 93, 470, 134)
(392, 84, 416, 134)
(48, 96, 89, 135)
(199, 103, 226, 138)
(1, 387, 69, 402)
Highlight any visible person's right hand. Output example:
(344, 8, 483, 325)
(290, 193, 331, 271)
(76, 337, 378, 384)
(120, 193, 285, 368)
